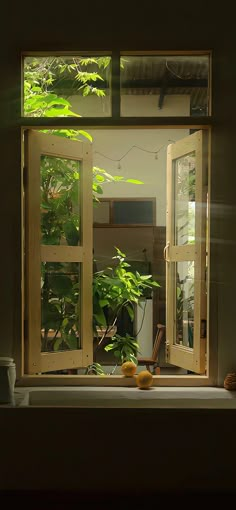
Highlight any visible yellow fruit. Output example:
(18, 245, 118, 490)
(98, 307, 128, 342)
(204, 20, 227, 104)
(136, 370, 153, 389)
(121, 361, 137, 377)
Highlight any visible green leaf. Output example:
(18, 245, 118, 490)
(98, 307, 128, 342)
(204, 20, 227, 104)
(31, 86, 42, 92)
(76, 71, 104, 84)
(95, 175, 105, 182)
(66, 330, 78, 350)
(42, 234, 60, 245)
(79, 58, 98, 66)
(92, 363, 105, 375)
(93, 311, 107, 327)
(126, 305, 134, 321)
(114, 247, 126, 258)
(125, 179, 144, 184)
(45, 107, 81, 117)
(95, 185, 103, 194)
(94, 89, 106, 97)
(98, 299, 109, 307)
(49, 275, 73, 297)
(129, 354, 138, 365)
(63, 221, 80, 246)
(41, 94, 71, 107)
(104, 344, 114, 352)
(54, 337, 63, 351)
(78, 130, 93, 142)
(41, 302, 61, 330)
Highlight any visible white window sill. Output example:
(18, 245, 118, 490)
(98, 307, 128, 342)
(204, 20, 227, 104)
(10, 386, 236, 408)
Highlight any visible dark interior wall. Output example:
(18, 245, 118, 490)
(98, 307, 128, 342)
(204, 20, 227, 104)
(1, 407, 236, 496)
(0, 1, 236, 495)
(0, 2, 235, 375)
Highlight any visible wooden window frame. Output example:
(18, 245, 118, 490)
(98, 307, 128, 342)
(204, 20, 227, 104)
(166, 130, 208, 374)
(24, 131, 93, 374)
(17, 50, 214, 387)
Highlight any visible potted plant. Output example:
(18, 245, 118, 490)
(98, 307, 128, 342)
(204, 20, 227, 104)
(105, 333, 139, 366)
(92, 247, 160, 362)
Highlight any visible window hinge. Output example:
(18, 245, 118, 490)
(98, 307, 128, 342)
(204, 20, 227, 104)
(165, 342, 170, 362)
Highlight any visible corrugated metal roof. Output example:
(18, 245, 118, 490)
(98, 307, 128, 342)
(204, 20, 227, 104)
(120, 55, 209, 113)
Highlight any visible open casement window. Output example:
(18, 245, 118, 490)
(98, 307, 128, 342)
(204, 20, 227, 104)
(24, 131, 93, 374)
(165, 130, 208, 374)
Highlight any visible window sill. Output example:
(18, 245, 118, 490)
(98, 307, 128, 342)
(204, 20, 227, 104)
(9, 386, 236, 408)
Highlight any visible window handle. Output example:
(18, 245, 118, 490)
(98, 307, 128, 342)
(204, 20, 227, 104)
(163, 242, 170, 261)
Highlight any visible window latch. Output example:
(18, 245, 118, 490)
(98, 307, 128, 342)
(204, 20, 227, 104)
(163, 242, 170, 262)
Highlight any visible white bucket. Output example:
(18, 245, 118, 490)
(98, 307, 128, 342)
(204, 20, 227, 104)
(0, 357, 16, 404)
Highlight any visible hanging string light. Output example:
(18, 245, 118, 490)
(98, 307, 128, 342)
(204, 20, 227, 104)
(94, 140, 176, 167)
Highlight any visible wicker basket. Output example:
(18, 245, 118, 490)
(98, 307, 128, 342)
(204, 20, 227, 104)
(224, 373, 236, 390)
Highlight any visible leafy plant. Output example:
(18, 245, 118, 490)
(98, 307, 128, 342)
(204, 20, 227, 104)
(176, 274, 194, 348)
(41, 261, 80, 352)
(85, 362, 105, 375)
(93, 247, 160, 352)
(105, 333, 139, 365)
(24, 56, 110, 118)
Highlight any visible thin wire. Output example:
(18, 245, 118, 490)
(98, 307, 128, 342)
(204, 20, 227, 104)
(165, 61, 193, 80)
(94, 140, 175, 164)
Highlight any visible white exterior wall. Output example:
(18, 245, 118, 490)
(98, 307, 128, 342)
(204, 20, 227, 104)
(90, 126, 189, 226)
(69, 93, 190, 118)
(69, 94, 189, 226)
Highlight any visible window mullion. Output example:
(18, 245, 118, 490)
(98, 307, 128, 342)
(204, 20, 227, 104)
(19, 116, 212, 128)
(111, 51, 120, 119)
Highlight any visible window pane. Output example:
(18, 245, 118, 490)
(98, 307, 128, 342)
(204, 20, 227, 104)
(24, 56, 111, 117)
(175, 261, 194, 348)
(41, 261, 81, 352)
(113, 200, 154, 224)
(41, 155, 81, 246)
(173, 152, 195, 245)
(121, 55, 210, 117)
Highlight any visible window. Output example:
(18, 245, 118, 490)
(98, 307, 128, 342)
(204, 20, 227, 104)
(24, 131, 93, 373)
(21, 51, 211, 385)
(24, 55, 112, 117)
(93, 198, 156, 226)
(120, 54, 210, 117)
(165, 130, 208, 374)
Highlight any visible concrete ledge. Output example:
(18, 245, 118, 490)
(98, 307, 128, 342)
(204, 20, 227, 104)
(11, 386, 236, 408)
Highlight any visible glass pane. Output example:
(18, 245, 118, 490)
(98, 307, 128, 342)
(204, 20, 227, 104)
(121, 55, 209, 117)
(41, 261, 81, 352)
(41, 155, 81, 246)
(113, 200, 154, 224)
(175, 261, 194, 348)
(24, 56, 111, 117)
(174, 152, 195, 245)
